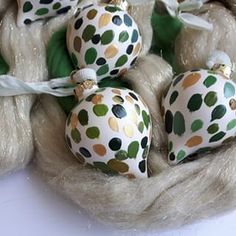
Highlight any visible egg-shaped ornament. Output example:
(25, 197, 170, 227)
(162, 51, 236, 165)
(66, 2, 142, 81)
(65, 70, 152, 178)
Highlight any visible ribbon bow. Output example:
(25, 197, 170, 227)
(158, 0, 213, 31)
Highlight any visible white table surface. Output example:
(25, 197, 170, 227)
(0, 166, 236, 236)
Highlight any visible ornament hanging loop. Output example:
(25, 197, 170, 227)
(70, 69, 99, 101)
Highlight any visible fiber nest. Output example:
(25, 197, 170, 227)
(1, 0, 236, 231)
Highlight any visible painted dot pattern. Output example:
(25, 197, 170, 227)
(67, 4, 142, 81)
(162, 69, 236, 164)
(17, 0, 77, 26)
(65, 87, 152, 178)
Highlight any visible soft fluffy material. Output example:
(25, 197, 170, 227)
(2, 0, 236, 231)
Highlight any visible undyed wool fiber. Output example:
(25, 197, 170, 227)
(1, 0, 236, 231)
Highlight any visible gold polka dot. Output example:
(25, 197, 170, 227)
(125, 95, 134, 104)
(112, 89, 121, 95)
(124, 173, 136, 179)
(123, 124, 134, 138)
(99, 13, 112, 28)
(182, 73, 201, 89)
(74, 36, 82, 53)
(129, 111, 138, 124)
(105, 44, 119, 59)
(71, 113, 78, 129)
(93, 144, 107, 156)
(92, 94, 104, 104)
(185, 136, 203, 148)
(87, 9, 98, 20)
(133, 42, 141, 56)
(108, 117, 119, 132)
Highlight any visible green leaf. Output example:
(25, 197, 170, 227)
(47, 27, 77, 115)
(0, 54, 9, 75)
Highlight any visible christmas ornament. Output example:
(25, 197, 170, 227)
(65, 70, 152, 178)
(16, 0, 78, 26)
(0, 67, 152, 178)
(66, 3, 142, 81)
(162, 51, 236, 165)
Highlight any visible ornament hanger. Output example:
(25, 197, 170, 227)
(157, 0, 213, 31)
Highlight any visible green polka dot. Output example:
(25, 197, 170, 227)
(107, 159, 129, 173)
(177, 150, 186, 161)
(93, 162, 118, 175)
(93, 104, 109, 116)
(207, 123, 219, 134)
(142, 110, 150, 129)
(187, 94, 202, 112)
(128, 141, 139, 158)
(71, 128, 81, 143)
(105, 6, 121, 12)
(203, 76, 217, 88)
(211, 105, 227, 121)
(115, 55, 128, 67)
(115, 150, 128, 161)
(227, 119, 236, 131)
(191, 119, 203, 132)
(224, 82, 235, 98)
(135, 104, 141, 115)
(35, 8, 49, 16)
(53, 2, 61, 10)
(204, 91, 217, 107)
(173, 111, 185, 136)
(119, 31, 129, 42)
(97, 64, 109, 76)
(209, 131, 226, 143)
(85, 48, 97, 64)
(138, 122, 144, 133)
(23, 1, 33, 12)
(78, 110, 88, 126)
(168, 141, 173, 152)
(82, 25, 96, 42)
(86, 127, 100, 139)
(169, 91, 179, 105)
(101, 30, 114, 45)
(196, 147, 212, 153)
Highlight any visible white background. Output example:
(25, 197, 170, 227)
(0, 166, 236, 236)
